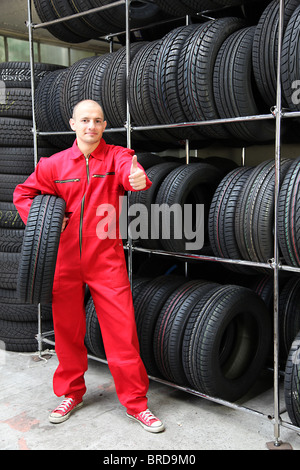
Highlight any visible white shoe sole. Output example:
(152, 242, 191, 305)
(126, 412, 165, 433)
(49, 401, 83, 424)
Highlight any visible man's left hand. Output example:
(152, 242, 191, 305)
(128, 155, 147, 190)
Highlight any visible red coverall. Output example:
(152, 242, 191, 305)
(13, 138, 152, 415)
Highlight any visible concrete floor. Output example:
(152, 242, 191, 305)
(1, 349, 300, 451)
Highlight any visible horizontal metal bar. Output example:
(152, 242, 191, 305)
(279, 419, 300, 434)
(35, 109, 300, 137)
(32, 0, 126, 29)
(147, 374, 271, 422)
(131, 113, 276, 132)
(132, 245, 273, 269)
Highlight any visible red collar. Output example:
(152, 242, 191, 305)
(70, 138, 106, 160)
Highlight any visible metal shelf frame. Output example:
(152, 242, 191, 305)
(25, 0, 300, 448)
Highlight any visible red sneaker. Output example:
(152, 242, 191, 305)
(49, 397, 83, 424)
(126, 408, 165, 433)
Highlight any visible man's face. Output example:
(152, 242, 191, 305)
(69, 101, 107, 148)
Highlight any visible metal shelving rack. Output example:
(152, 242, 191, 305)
(25, 0, 300, 448)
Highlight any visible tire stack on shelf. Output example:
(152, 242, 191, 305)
(0, 62, 63, 352)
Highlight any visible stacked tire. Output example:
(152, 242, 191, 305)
(0, 62, 61, 352)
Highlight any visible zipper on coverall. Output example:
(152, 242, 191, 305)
(79, 154, 90, 257)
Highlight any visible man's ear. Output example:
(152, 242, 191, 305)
(69, 118, 76, 131)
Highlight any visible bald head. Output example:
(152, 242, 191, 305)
(72, 100, 105, 120)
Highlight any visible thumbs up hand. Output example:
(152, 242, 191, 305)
(129, 155, 147, 190)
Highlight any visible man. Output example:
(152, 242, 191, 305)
(13, 99, 164, 433)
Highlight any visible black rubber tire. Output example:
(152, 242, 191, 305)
(61, 56, 100, 124)
(85, 295, 106, 359)
(178, 18, 245, 140)
(129, 162, 181, 250)
(182, 284, 271, 401)
(128, 41, 176, 144)
(0, 302, 52, 322)
(0, 318, 54, 352)
(0, 118, 34, 147)
(153, 280, 219, 384)
(17, 195, 66, 305)
(0, 147, 57, 175)
(278, 157, 300, 267)
(281, 5, 300, 111)
(279, 277, 300, 361)
(252, 0, 300, 109)
(0, 252, 20, 289)
(0, 88, 32, 118)
(284, 330, 300, 427)
(208, 166, 254, 272)
(134, 275, 184, 377)
(0, 61, 65, 88)
(214, 26, 275, 143)
(235, 159, 292, 264)
(148, 24, 203, 142)
(0, 202, 25, 229)
(155, 163, 222, 253)
(0, 229, 24, 253)
(102, 43, 146, 128)
(33, 0, 88, 43)
(0, 174, 28, 202)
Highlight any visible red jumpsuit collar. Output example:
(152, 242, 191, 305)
(70, 138, 106, 160)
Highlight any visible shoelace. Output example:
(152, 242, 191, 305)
(139, 409, 158, 424)
(53, 397, 75, 414)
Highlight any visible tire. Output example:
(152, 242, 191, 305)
(208, 166, 254, 272)
(17, 194, 66, 304)
(284, 330, 300, 427)
(252, 0, 300, 109)
(279, 277, 300, 361)
(155, 163, 222, 253)
(0, 229, 24, 253)
(128, 41, 175, 144)
(0, 174, 28, 202)
(235, 159, 292, 264)
(153, 280, 219, 384)
(148, 25, 203, 142)
(35, 69, 73, 149)
(0, 118, 34, 147)
(0, 147, 57, 175)
(61, 56, 99, 124)
(102, 43, 146, 128)
(0, 88, 32, 118)
(134, 275, 184, 377)
(0, 62, 65, 88)
(282, 5, 300, 111)
(85, 295, 106, 359)
(33, 0, 88, 43)
(129, 162, 181, 250)
(0, 302, 52, 322)
(182, 285, 271, 401)
(0, 252, 20, 289)
(0, 318, 53, 352)
(90, 0, 166, 31)
(278, 157, 300, 267)
(214, 26, 275, 143)
(177, 18, 245, 140)
(0, 202, 25, 229)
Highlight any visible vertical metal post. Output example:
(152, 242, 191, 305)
(125, 0, 133, 286)
(272, 0, 285, 446)
(27, 0, 43, 357)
